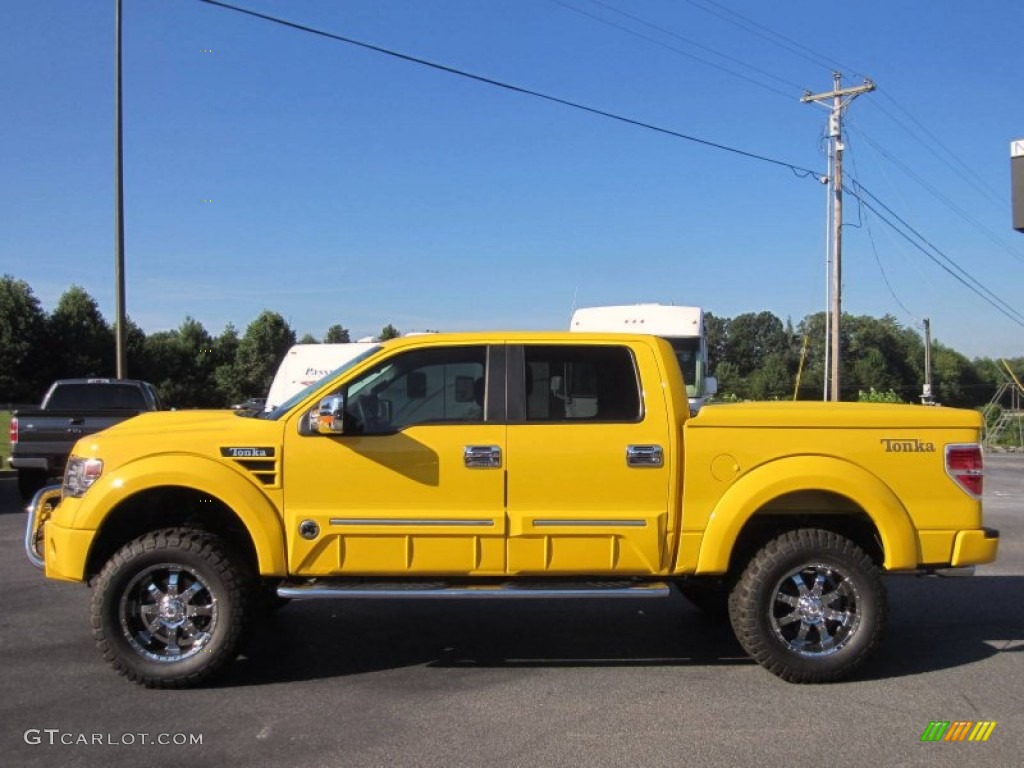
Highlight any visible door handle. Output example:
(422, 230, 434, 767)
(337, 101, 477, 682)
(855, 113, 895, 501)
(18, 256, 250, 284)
(464, 445, 502, 469)
(626, 444, 663, 467)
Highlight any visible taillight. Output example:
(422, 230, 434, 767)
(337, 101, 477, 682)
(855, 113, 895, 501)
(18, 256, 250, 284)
(945, 443, 983, 498)
(9, 416, 17, 445)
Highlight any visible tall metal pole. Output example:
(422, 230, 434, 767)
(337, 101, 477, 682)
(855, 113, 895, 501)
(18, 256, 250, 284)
(831, 75, 844, 402)
(114, 0, 128, 378)
(921, 318, 934, 405)
(802, 74, 874, 401)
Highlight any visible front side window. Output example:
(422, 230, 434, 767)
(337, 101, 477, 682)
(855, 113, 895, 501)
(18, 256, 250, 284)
(342, 346, 487, 433)
(523, 345, 641, 422)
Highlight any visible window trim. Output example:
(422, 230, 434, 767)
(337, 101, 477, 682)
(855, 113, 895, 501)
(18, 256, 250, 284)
(507, 343, 644, 425)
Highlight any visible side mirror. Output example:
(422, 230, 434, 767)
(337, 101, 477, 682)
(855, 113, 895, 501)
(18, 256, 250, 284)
(704, 376, 718, 396)
(317, 395, 346, 435)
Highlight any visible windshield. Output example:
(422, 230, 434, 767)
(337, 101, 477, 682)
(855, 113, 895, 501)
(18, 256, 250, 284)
(668, 337, 701, 399)
(259, 346, 382, 420)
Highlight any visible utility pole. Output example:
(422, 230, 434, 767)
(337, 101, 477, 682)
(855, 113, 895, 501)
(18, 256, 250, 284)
(921, 318, 934, 405)
(802, 73, 874, 401)
(114, 0, 128, 378)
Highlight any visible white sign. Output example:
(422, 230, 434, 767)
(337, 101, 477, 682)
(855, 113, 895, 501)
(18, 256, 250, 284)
(1012, 139, 1024, 158)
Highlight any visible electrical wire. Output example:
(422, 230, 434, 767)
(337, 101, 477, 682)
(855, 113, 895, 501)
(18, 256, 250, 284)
(844, 179, 1024, 328)
(845, 135, 921, 323)
(549, 0, 808, 99)
(872, 92, 1006, 207)
(197, 0, 824, 179)
(682, 0, 868, 80)
(847, 121, 1024, 265)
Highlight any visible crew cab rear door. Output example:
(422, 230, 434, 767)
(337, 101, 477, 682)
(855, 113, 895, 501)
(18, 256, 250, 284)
(504, 341, 672, 575)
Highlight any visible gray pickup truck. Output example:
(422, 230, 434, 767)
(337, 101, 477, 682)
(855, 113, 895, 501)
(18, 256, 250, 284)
(9, 379, 162, 499)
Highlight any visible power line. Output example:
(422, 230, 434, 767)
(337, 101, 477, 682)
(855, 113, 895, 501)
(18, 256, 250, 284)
(549, 0, 808, 99)
(682, 0, 867, 80)
(845, 179, 1024, 328)
(872, 92, 1006, 207)
(845, 134, 920, 323)
(198, 0, 823, 179)
(847, 121, 1024, 265)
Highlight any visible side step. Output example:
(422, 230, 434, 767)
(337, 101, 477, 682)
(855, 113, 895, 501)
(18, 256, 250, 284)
(277, 579, 671, 600)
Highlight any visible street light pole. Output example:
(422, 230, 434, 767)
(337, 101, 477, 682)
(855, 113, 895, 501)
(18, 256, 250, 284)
(114, 0, 128, 378)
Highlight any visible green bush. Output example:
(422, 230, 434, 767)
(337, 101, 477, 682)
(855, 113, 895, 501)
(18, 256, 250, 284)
(857, 388, 904, 403)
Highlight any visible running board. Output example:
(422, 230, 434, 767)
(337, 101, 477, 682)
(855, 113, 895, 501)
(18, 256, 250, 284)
(277, 579, 671, 600)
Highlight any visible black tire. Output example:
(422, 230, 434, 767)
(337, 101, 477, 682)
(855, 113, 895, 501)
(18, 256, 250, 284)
(679, 581, 730, 621)
(728, 528, 887, 684)
(90, 528, 251, 688)
(18, 469, 49, 501)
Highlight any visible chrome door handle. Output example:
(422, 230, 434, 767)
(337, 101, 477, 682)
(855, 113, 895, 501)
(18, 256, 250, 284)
(626, 444, 663, 467)
(464, 445, 502, 468)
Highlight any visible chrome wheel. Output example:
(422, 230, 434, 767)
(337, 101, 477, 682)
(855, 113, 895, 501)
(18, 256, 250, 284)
(93, 528, 249, 687)
(120, 563, 219, 662)
(769, 564, 861, 657)
(729, 529, 886, 683)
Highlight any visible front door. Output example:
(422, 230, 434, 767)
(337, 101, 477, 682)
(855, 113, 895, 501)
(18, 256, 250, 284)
(284, 344, 506, 576)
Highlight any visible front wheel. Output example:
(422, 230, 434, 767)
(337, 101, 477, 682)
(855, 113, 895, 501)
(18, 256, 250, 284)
(728, 529, 887, 683)
(90, 528, 251, 688)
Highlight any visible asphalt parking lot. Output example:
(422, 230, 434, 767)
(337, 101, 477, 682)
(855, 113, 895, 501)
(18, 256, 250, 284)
(0, 457, 1021, 768)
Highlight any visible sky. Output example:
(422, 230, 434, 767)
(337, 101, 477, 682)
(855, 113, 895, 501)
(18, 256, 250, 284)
(3, 0, 1023, 359)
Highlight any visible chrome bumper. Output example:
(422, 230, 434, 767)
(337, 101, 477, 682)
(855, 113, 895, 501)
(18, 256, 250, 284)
(24, 484, 63, 569)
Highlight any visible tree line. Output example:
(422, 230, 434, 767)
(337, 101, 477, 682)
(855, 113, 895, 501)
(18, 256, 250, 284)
(0, 276, 402, 407)
(1, 275, 1018, 408)
(705, 310, 1019, 407)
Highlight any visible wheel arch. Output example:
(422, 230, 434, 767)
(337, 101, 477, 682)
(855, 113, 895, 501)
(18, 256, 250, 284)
(695, 455, 918, 575)
(75, 455, 287, 580)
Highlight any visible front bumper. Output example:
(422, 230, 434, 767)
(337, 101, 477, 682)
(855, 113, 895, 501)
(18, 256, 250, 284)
(25, 485, 94, 582)
(24, 485, 63, 569)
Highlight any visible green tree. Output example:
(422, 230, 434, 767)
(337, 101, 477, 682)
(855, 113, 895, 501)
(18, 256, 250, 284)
(932, 342, 984, 407)
(724, 311, 791, 378)
(298, 333, 318, 344)
(48, 285, 111, 378)
(704, 311, 728, 375)
(0, 275, 48, 402)
(379, 324, 401, 341)
(324, 324, 350, 343)
(213, 323, 243, 405)
(233, 311, 296, 398)
(748, 352, 791, 400)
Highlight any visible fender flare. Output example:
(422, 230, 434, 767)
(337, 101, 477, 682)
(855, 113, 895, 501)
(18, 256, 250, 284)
(695, 455, 918, 574)
(71, 454, 287, 576)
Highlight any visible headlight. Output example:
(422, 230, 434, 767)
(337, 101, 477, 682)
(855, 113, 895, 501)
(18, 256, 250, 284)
(64, 456, 104, 498)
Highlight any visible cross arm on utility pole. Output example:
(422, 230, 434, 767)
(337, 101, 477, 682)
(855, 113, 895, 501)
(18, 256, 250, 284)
(801, 74, 874, 402)
(801, 79, 876, 104)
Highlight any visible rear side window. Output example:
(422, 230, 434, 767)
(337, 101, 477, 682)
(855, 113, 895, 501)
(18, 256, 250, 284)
(46, 384, 147, 410)
(523, 345, 641, 422)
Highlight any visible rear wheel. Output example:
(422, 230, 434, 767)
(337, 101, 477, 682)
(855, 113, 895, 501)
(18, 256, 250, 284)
(91, 528, 251, 688)
(728, 529, 886, 683)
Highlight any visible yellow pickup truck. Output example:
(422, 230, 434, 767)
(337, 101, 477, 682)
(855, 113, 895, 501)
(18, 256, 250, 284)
(25, 332, 998, 688)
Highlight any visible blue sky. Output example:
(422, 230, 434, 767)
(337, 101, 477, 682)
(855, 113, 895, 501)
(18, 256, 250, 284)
(3, 0, 1023, 358)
